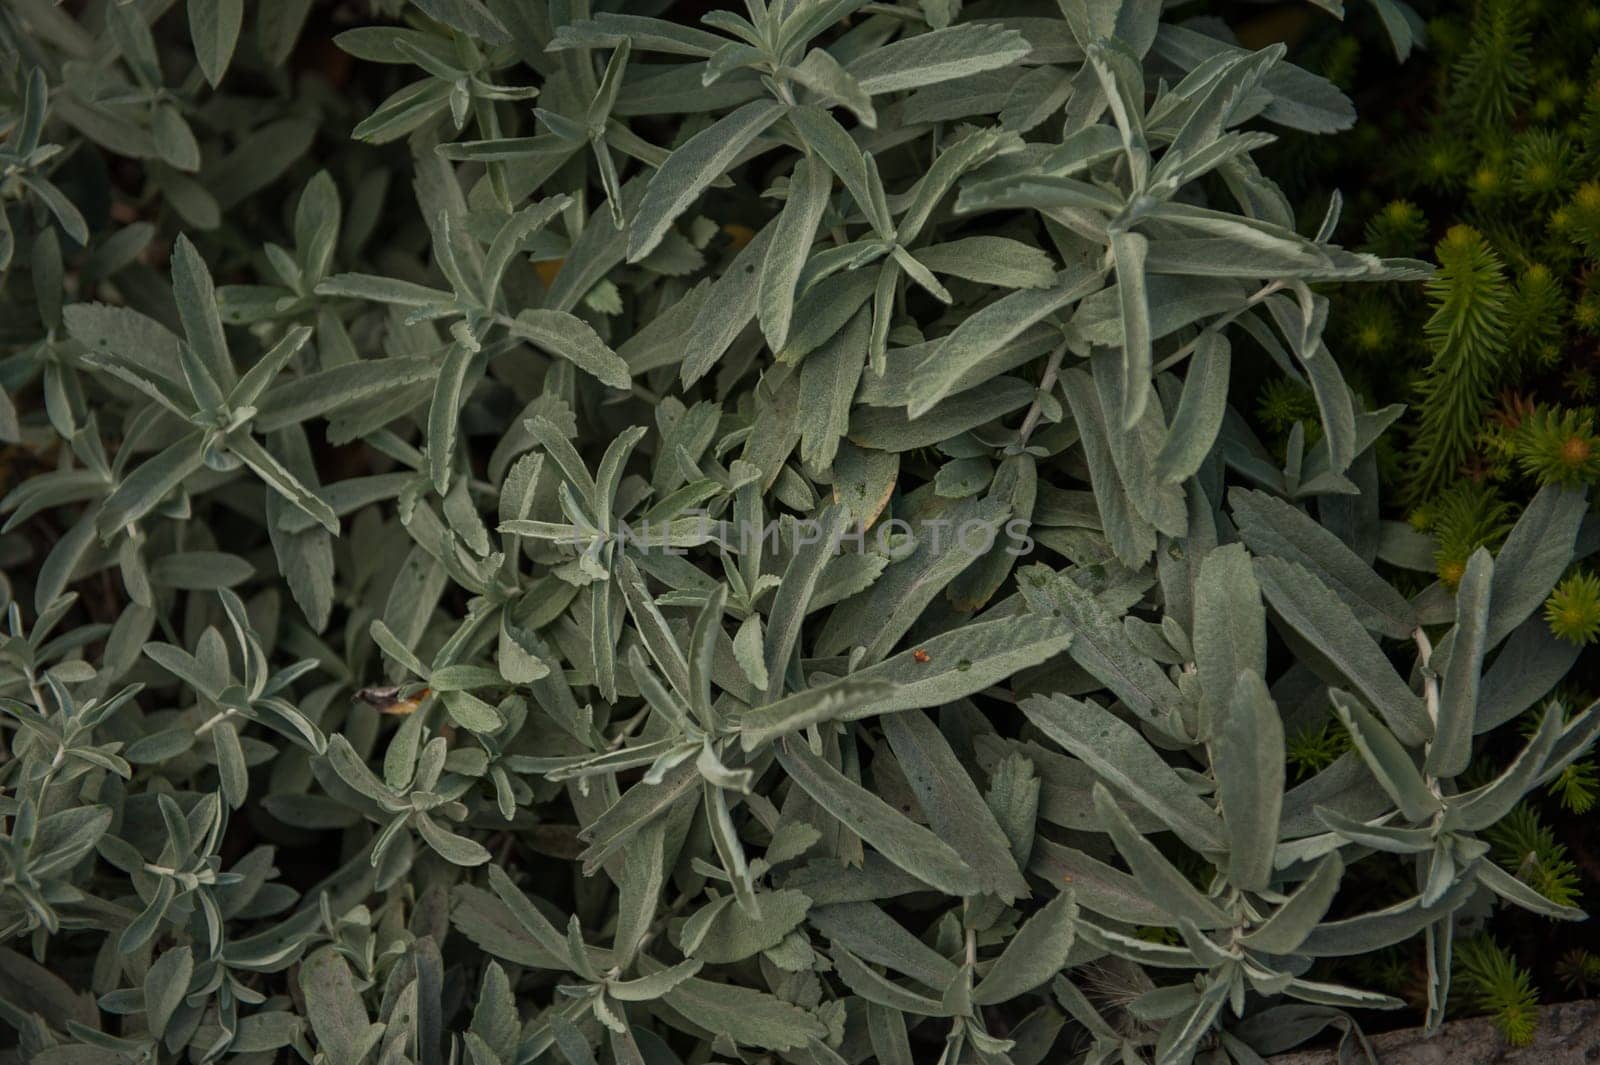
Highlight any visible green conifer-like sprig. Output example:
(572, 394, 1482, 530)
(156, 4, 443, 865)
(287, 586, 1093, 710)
(1449, 0, 1534, 129)
(1515, 405, 1600, 486)
(1409, 226, 1512, 501)
(1453, 936, 1542, 1047)
(1426, 481, 1514, 585)
(1544, 568, 1600, 643)
(1505, 264, 1567, 361)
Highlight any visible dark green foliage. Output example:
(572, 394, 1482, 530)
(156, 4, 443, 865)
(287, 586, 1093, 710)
(0, 2, 1597, 1064)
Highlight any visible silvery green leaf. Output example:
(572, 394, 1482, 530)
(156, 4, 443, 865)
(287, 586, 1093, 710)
(507, 309, 630, 390)
(1017, 565, 1185, 727)
(776, 737, 984, 896)
(882, 709, 1029, 901)
(1092, 345, 1186, 537)
(189, 0, 243, 86)
(1315, 807, 1433, 853)
(818, 494, 1007, 662)
(913, 237, 1055, 290)
(1255, 557, 1429, 746)
(578, 761, 700, 874)
(1110, 229, 1152, 428)
(764, 503, 852, 695)
(853, 376, 1035, 451)
(1215, 670, 1282, 891)
(1297, 876, 1475, 957)
(428, 337, 476, 495)
(1073, 920, 1198, 968)
(627, 100, 783, 262)
(1536, 701, 1600, 790)
(732, 615, 768, 690)
(171, 235, 235, 390)
(1192, 543, 1265, 738)
(608, 958, 705, 1002)
(679, 222, 775, 386)
(680, 888, 810, 963)
(1092, 785, 1229, 928)
(1155, 974, 1230, 1065)
(704, 777, 759, 912)
(786, 105, 880, 231)
(1444, 704, 1564, 833)
(804, 902, 953, 994)
(846, 24, 1030, 94)
(214, 720, 248, 809)
(550, 14, 725, 56)
(1328, 690, 1439, 823)
(468, 963, 519, 1065)
(1020, 694, 1224, 849)
(736, 677, 897, 750)
(790, 48, 875, 127)
(1475, 859, 1586, 921)
(144, 946, 194, 1039)
(1284, 977, 1404, 1011)
(410, 0, 509, 44)
(254, 358, 436, 431)
(1240, 853, 1343, 956)
(99, 434, 207, 538)
(1370, 0, 1424, 60)
(832, 946, 950, 1016)
(971, 889, 1077, 1005)
(1426, 548, 1491, 779)
(844, 613, 1073, 717)
(482, 196, 570, 302)
(654, 963, 827, 1050)
(1059, 366, 1156, 567)
(316, 272, 455, 307)
(1154, 330, 1230, 484)
(1485, 484, 1587, 647)
(1153, 25, 1355, 134)
(1230, 488, 1415, 639)
(483, 864, 572, 968)
(758, 156, 831, 352)
(228, 434, 340, 534)
(299, 948, 382, 1065)
(906, 266, 1101, 418)
(899, 127, 1024, 242)
(799, 307, 871, 476)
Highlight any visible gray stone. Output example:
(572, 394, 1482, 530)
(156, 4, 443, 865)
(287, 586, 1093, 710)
(1270, 1000, 1600, 1064)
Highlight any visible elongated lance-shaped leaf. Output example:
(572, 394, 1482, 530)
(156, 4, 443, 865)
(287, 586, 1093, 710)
(775, 737, 984, 896)
(1426, 547, 1491, 779)
(627, 100, 783, 262)
(906, 266, 1102, 418)
(1092, 785, 1231, 928)
(1256, 557, 1430, 746)
(1329, 689, 1440, 824)
(1241, 853, 1344, 956)
(1020, 693, 1224, 850)
(1110, 228, 1152, 428)
(881, 709, 1029, 902)
(1193, 542, 1265, 739)
(1485, 484, 1587, 648)
(99, 433, 207, 539)
(1017, 565, 1186, 726)
(1215, 670, 1283, 892)
(1230, 487, 1417, 639)
(1444, 703, 1565, 832)
(763, 504, 850, 697)
(1154, 329, 1230, 483)
(758, 156, 831, 352)
(1297, 877, 1477, 958)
